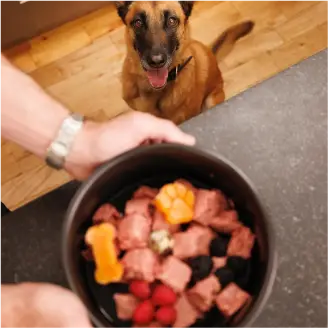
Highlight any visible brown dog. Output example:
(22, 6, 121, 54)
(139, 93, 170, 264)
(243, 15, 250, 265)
(115, 1, 254, 124)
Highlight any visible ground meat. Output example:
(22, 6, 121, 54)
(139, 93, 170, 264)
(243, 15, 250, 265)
(125, 198, 153, 220)
(152, 209, 180, 234)
(212, 257, 227, 271)
(227, 227, 255, 259)
(187, 274, 221, 312)
(133, 186, 158, 200)
(122, 248, 160, 282)
(194, 189, 227, 225)
(173, 293, 200, 327)
(157, 256, 192, 292)
(215, 283, 250, 317)
(114, 293, 139, 320)
(173, 225, 215, 259)
(118, 213, 151, 250)
(92, 203, 121, 226)
(209, 210, 242, 233)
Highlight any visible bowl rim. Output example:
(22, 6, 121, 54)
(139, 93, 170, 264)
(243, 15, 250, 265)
(62, 143, 277, 327)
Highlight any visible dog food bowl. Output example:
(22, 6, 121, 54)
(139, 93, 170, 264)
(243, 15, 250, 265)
(62, 143, 277, 327)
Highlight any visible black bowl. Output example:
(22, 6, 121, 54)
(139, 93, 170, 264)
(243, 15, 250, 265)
(62, 144, 277, 327)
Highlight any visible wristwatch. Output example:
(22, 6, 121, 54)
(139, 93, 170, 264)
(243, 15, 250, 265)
(45, 113, 84, 170)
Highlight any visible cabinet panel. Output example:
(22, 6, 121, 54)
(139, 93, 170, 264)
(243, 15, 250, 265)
(1, 1, 109, 49)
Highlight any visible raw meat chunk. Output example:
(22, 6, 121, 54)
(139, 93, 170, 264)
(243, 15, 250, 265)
(118, 213, 151, 250)
(215, 283, 250, 317)
(173, 225, 214, 259)
(157, 256, 192, 292)
(125, 198, 153, 220)
(187, 275, 221, 312)
(122, 248, 159, 283)
(212, 257, 227, 271)
(173, 293, 200, 327)
(152, 209, 180, 234)
(93, 203, 120, 226)
(209, 210, 242, 233)
(133, 186, 158, 200)
(227, 227, 255, 259)
(114, 293, 139, 320)
(194, 189, 227, 225)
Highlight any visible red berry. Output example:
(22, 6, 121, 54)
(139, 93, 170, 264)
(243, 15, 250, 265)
(155, 306, 177, 326)
(129, 280, 151, 300)
(152, 284, 177, 306)
(133, 300, 154, 325)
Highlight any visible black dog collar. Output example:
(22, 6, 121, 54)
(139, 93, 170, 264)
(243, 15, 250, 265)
(167, 56, 193, 82)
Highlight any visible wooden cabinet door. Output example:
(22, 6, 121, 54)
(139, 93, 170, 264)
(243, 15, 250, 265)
(1, 1, 109, 49)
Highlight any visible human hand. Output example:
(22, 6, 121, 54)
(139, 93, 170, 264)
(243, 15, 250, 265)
(1, 283, 92, 327)
(66, 111, 196, 180)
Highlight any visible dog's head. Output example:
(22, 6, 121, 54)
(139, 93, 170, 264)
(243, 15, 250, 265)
(115, 1, 194, 89)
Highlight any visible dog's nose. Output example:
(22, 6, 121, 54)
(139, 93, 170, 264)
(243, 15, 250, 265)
(148, 53, 167, 68)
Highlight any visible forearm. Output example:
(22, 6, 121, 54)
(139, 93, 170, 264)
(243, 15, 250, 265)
(1, 55, 69, 159)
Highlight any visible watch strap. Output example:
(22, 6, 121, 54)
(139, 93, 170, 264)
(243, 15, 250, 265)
(45, 113, 84, 170)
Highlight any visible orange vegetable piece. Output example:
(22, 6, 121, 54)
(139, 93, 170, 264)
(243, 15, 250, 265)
(155, 182, 195, 225)
(85, 223, 123, 285)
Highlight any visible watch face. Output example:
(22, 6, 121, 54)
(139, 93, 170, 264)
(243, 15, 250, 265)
(52, 142, 67, 157)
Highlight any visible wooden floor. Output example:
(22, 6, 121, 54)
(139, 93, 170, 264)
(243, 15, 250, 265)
(2, 1, 327, 210)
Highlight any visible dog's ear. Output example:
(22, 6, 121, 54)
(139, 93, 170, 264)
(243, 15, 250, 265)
(179, 1, 194, 20)
(114, 1, 133, 24)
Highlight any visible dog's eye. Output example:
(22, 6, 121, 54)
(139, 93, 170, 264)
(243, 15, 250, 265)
(168, 17, 178, 28)
(134, 19, 143, 29)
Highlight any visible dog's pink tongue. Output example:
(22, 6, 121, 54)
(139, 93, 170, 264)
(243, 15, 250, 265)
(146, 68, 168, 88)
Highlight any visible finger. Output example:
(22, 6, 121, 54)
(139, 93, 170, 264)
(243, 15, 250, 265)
(144, 116, 196, 146)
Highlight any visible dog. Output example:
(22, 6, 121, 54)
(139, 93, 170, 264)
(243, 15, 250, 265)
(115, 1, 254, 124)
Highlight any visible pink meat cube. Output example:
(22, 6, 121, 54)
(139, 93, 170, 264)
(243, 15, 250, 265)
(173, 225, 215, 259)
(157, 256, 192, 292)
(187, 275, 221, 312)
(215, 283, 250, 317)
(133, 186, 158, 200)
(227, 226, 255, 259)
(92, 203, 121, 226)
(125, 198, 153, 220)
(114, 293, 139, 320)
(194, 189, 228, 225)
(118, 213, 150, 250)
(122, 248, 159, 282)
(152, 209, 180, 234)
(173, 293, 200, 327)
(209, 210, 242, 233)
(212, 257, 227, 271)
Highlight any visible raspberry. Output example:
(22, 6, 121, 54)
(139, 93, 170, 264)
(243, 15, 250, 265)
(133, 300, 154, 325)
(155, 306, 177, 326)
(209, 236, 229, 257)
(187, 256, 213, 287)
(129, 280, 151, 300)
(152, 284, 177, 306)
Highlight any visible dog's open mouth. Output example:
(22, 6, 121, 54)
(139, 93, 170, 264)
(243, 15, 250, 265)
(146, 67, 169, 89)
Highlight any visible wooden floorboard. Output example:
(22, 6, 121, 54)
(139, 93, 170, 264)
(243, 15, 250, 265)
(2, 1, 327, 210)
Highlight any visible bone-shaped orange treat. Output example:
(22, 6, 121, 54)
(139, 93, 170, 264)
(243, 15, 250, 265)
(154, 182, 195, 225)
(85, 223, 123, 285)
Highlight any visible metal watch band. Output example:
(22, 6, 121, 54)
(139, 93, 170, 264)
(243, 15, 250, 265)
(45, 113, 84, 170)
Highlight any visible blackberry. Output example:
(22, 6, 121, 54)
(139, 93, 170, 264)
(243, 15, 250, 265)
(209, 236, 229, 257)
(188, 256, 213, 287)
(214, 267, 234, 288)
(226, 256, 248, 274)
